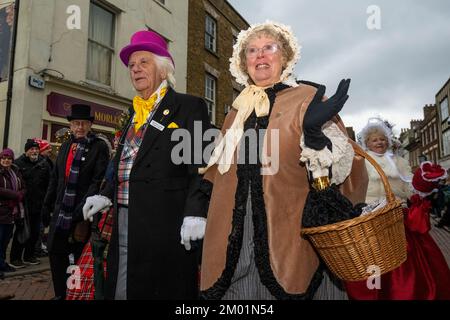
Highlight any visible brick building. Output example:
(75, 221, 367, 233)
(399, 128, 410, 161)
(436, 77, 450, 169)
(403, 119, 423, 171)
(0, 0, 190, 153)
(186, 0, 249, 127)
(419, 104, 440, 164)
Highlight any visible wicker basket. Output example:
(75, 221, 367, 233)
(301, 144, 407, 281)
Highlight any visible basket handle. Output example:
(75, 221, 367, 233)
(351, 142, 396, 203)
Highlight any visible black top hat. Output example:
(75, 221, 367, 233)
(67, 104, 95, 122)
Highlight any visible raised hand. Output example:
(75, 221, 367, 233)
(302, 79, 351, 150)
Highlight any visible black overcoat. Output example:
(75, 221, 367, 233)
(43, 135, 109, 253)
(102, 88, 211, 300)
(14, 155, 51, 217)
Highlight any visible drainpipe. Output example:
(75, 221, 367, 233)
(3, 0, 20, 148)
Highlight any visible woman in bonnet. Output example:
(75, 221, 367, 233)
(344, 118, 450, 300)
(197, 21, 368, 300)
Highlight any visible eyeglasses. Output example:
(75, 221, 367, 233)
(245, 43, 281, 58)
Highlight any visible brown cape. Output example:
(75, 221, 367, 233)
(200, 84, 368, 297)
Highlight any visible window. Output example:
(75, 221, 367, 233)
(205, 74, 216, 124)
(225, 89, 240, 115)
(87, 2, 115, 85)
(443, 130, 450, 156)
(205, 15, 216, 53)
(440, 97, 449, 121)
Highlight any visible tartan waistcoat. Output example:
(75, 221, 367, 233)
(117, 123, 149, 205)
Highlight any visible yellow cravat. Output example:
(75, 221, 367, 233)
(132, 86, 168, 132)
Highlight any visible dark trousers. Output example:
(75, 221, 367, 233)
(35, 222, 46, 253)
(49, 242, 84, 299)
(10, 213, 42, 261)
(0, 224, 14, 270)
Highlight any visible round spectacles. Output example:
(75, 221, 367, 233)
(245, 43, 281, 58)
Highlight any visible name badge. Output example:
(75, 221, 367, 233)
(150, 120, 165, 132)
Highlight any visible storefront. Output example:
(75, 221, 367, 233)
(39, 76, 131, 159)
(44, 91, 124, 143)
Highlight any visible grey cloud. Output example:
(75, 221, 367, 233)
(228, 0, 450, 134)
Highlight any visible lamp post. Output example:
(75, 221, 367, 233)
(2, 0, 20, 148)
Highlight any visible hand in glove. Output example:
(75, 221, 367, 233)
(302, 79, 351, 150)
(82, 195, 112, 222)
(180, 216, 207, 251)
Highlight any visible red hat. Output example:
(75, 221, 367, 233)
(35, 139, 51, 153)
(412, 161, 447, 197)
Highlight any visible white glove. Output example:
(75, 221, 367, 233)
(180, 216, 207, 250)
(83, 195, 112, 222)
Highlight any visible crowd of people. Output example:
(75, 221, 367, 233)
(0, 139, 53, 279)
(1, 23, 449, 300)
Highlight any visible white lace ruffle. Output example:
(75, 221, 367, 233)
(300, 121, 354, 185)
(229, 20, 301, 87)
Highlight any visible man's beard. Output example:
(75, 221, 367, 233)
(29, 155, 39, 162)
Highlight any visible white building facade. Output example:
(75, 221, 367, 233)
(0, 0, 188, 154)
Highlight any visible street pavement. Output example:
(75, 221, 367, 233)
(0, 256, 53, 300)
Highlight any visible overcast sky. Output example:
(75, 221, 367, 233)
(228, 0, 450, 136)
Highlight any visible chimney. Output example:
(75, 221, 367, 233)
(423, 104, 436, 120)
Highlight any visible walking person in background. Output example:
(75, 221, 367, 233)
(82, 30, 211, 300)
(36, 139, 54, 171)
(198, 21, 367, 300)
(0, 148, 26, 275)
(435, 174, 450, 228)
(42, 104, 109, 300)
(345, 119, 450, 300)
(11, 139, 51, 267)
(34, 139, 54, 257)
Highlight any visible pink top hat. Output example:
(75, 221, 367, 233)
(120, 30, 174, 67)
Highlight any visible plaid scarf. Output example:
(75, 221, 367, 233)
(56, 134, 95, 231)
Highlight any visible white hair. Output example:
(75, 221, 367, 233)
(153, 54, 176, 89)
(358, 118, 393, 151)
